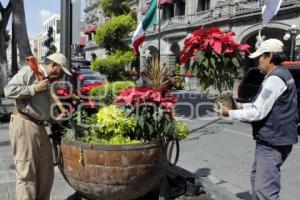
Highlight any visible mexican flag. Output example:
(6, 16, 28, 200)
(132, 0, 157, 56)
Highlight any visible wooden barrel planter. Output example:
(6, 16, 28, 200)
(58, 137, 167, 200)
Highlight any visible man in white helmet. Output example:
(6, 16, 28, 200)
(5, 53, 71, 200)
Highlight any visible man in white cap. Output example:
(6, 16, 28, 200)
(4, 53, 71, 200)
(216, 38, 298, 200)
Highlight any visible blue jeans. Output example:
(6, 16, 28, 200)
(251, 142, 292, 200)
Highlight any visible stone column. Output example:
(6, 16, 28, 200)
(160, 54, 176, 73)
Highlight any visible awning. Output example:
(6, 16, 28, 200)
(90, 24, 97, 33)
(84, 24, 97, 34)
(79, 36, 86, 46)
(160, 0, 174, 5)
(84, 26, 92, 34)
(141, 0, 151, 15)
(141, 0, 174, 15)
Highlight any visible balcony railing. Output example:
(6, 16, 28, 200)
(235, 0, 298, 16)
(161, 10, 213, 30)
(158, 0, 299, 31)
(84, 1, 99, 13)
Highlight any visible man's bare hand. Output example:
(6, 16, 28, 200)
(234, 99, 243, 109)
(34, 79, 51, 92)
(214, 103, 229, 116)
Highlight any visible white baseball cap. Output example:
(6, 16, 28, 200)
(46, 53, 72, 76)
(249, 38, 284, 59)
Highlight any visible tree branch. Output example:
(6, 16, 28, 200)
(5, 1, 12, 13)
(0, 2, 3, 12)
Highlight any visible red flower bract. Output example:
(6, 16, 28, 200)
(80, 82, 106, 95)
(116, 87, 177, 112)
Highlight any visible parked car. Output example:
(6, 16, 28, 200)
(237, 62, 300, 134)
(70, 59, 106, 87)
(71, 58, 90, 67)
(237, 63, 300, 103)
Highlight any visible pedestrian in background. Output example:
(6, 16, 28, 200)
(91, 53, 97, 61)
(4, 53, 71, 200)
(216, 38, 298, 200)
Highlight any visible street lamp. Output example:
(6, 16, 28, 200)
(283, 24, 300, 61)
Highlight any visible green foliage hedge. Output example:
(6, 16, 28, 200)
(90, 81, 135, 105)
(93, 15, 136, 52)
(100, 0, 131, 17)
(91, 51, 134, 81)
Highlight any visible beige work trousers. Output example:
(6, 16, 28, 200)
(9, 115, 54, 200)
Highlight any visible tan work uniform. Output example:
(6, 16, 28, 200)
(4, 66, 54, 200)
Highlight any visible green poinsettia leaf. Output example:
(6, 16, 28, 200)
(202, 58, 209, 68)
(231, 57, 240, 68)
(210, 57, 216, 69)
(195, 51, 206, 64)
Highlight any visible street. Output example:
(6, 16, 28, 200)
(1, 92, 300, 200)
(177, 118, 300, 200)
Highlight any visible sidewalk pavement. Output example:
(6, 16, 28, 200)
(0, 96, 240, 200)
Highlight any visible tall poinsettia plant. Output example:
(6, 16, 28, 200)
(180, 26, 251, 94)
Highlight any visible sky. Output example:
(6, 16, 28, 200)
(1, 0, 83, 38)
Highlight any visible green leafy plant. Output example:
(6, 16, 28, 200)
(142, 56, 171, 91)
(91, 51, 134, 81)
(80, 105, 140, 144)
(100, 0, 131, 18)
(172, 64, 185, 90)
(174, 119, 189, 140)
(90, 81, 135, 105)
(93, 15, 136, 53)
(43, 26, 57, 56)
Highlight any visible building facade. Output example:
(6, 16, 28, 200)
(83, 0, 107, 60)
(41, 13, 61, 59)
(139, 0, 300, 71)
(30, 33, 44, 62)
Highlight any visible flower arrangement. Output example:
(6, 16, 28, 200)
(59, 57, 190, 145)
(180, 26, 251, 94)
(115, 87, 177, 141)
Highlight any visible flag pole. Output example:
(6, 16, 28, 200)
(157, 0, 161, 64)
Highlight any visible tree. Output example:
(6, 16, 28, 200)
(11, 0, 32, 65)
(0, 1, 12, 68)
(92, 0, 136, 81)
(94, 15, 136, 53)
(100, 0, 131, 17)
(44, 26, 57, 56)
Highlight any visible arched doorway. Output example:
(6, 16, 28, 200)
(241, 27, 288, 71)
(170, 42, 180, 64)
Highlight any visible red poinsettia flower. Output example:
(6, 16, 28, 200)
(180, 26, 251, 64)
(56, 88, 71, 96)
(116, 87, 177, 112)
(80, 82, 106, 95)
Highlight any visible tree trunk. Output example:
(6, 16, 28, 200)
(11, 0, 32, 66)
(0, 1, 12, 68)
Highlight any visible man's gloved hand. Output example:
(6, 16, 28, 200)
(34, 79, 51, 92)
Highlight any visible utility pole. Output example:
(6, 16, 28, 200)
(60, 0, 71, 67)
